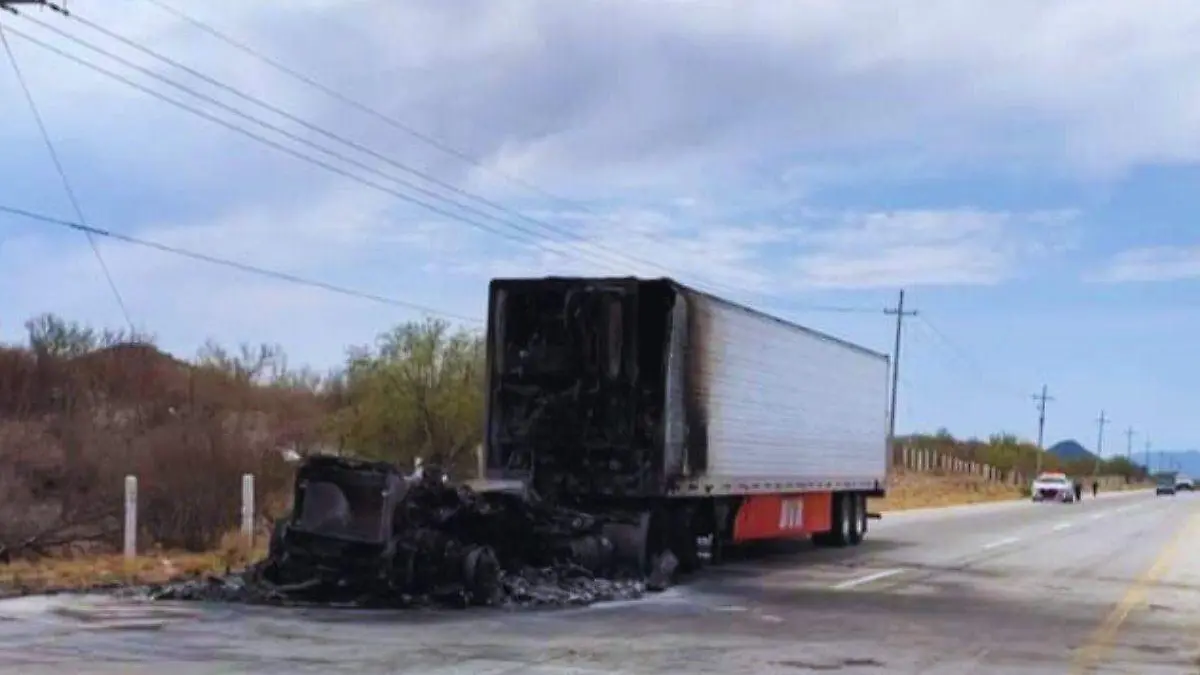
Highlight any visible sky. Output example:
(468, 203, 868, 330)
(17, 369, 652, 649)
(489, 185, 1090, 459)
(2, 0, 1199, 454)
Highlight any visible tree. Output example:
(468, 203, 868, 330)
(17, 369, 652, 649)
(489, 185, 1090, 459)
(195, 340, 287, 385)
(325, 318, 485, 475)
(24, 313, 153, 358)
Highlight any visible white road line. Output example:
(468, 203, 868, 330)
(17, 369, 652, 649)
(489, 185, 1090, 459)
(1052, 521, 1074, 531)
(832, 568, 905, 590)
(1089, 512, 1106, 521)
(981, 536, 1021, 550)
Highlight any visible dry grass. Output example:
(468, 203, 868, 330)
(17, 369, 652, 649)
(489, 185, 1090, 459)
(871, 470, 1153, 512)
(0, 530, 269, 595)
(870, 469, 1022, 512)
(1, 472, 1155, 595)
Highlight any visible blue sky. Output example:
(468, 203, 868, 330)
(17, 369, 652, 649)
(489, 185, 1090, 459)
(2, 0, 1200, 454)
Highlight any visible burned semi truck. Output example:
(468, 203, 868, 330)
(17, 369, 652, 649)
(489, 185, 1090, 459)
(483, 276, 891, 572)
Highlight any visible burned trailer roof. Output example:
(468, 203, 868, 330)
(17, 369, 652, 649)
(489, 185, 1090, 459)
(486, 275, 889, 362)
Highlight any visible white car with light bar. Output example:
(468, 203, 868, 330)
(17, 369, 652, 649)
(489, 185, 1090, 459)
(1030, 472, 1076, 503)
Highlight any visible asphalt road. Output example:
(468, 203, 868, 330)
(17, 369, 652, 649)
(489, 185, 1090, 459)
(1, 489, 1197, 674)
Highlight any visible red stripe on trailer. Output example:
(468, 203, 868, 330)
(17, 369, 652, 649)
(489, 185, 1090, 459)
(732, 491, 833, 542)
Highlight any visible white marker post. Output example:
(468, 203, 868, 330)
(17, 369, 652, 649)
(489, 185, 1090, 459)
(123, 475, 138, 561)
(241, 473, 255, 548)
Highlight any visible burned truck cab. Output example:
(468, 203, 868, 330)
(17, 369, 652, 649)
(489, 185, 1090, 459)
(267, 456, 410, 589)
(482, 277, 693, 508)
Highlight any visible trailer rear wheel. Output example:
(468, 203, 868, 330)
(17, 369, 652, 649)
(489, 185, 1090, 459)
(847, 494, 865, 546)
(815, 493, 854, 548)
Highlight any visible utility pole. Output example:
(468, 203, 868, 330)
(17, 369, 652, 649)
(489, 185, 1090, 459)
(1124, 426, 1135, 461)
(1093, 410, 1110, 475)
(1032, 384, 1054, 474)
(1144, 438, 1152, 474)
(884, 289, 918, 448)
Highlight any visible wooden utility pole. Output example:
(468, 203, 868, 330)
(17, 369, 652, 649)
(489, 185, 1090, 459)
(1032, 385, 1053, 475)
(1124, 426, 1135, 462)
(884, 290, 918, 449)
(1093, 410, 1110, 475)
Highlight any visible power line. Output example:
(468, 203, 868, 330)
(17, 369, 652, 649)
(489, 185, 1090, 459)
(0, 17, 134, 331)
(50, 12, 686, 283)
(138, 0, 591, 211)
(0, 204, 482, 324)
(0, 0, 65, 11)
(915, 314, 1029, 400)
(0, 19, 621, 275)
(19, 9, 810, 307)
(4, 14, 882, 318)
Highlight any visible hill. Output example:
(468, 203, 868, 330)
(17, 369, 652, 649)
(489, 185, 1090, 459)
(1047, 439, 1096, 462)
(1152, 450, 1200, 476)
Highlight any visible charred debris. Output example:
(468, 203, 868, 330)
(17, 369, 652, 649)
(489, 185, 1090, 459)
(154, 455, 679, 609)
(159, 280, 697, 609)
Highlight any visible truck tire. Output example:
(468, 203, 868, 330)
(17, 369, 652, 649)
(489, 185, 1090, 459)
(848, 494, 865, 546)
(815, 493, 854, 548)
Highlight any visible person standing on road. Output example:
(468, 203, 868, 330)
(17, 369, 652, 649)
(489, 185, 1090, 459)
(1072, 479, 1083, 502)
(1091, 479, 1099, 498)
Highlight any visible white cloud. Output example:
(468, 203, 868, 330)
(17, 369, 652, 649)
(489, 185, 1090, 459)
(4, 0, 1200, 190)
(449, 207, 793, 299)
(790, 209, 1077, 289)
(3, 0, 1184, 363)
(1090, 246, 1200, 283)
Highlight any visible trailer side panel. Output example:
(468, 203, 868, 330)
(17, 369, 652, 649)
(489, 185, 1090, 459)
(673, 288, 890, 496)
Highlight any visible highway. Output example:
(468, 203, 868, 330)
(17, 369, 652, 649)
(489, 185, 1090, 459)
(0, 490, 1196, 674)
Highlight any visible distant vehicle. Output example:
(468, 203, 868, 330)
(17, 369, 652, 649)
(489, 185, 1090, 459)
(1031, 472, 1076, 503)
(1175, 474, 1194, 491)
(1156, 474, 1177, 496)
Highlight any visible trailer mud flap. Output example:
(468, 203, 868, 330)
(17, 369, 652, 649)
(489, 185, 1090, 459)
(732, 492, 833, 543)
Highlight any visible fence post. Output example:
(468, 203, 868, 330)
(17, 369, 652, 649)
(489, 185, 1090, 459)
(123, 475, 137, 561)
(241, 473, 255, 547)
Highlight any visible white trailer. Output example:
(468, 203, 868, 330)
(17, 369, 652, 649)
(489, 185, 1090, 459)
(484, 276, 893, 572)
(668, 285, 891, 497)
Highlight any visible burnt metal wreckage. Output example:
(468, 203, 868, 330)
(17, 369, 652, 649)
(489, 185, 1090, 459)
(154, 455, 679, 609)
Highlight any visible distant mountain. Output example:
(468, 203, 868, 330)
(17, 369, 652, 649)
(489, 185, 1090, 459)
(1151, 450, 1200, 477)
(1047, 439, 1097, 461)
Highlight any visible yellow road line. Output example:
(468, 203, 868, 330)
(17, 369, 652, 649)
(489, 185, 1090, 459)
(1070, 509, 1200, 673)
